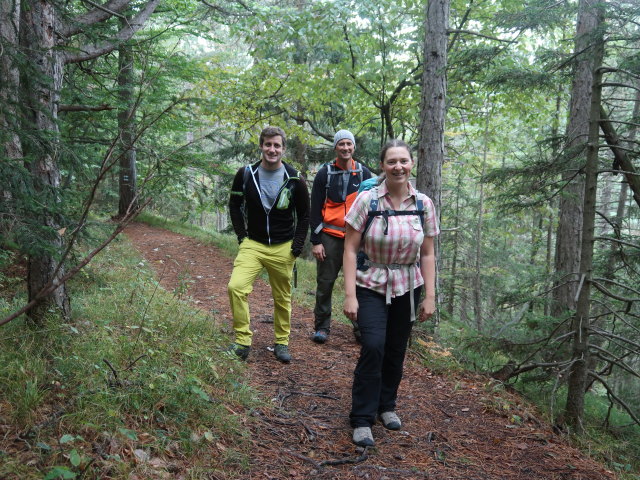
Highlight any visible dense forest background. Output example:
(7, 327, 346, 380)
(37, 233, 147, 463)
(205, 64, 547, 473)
(1, 0, 640, 476)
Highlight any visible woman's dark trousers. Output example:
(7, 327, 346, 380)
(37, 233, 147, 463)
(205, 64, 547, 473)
(350, 286, 421, 428)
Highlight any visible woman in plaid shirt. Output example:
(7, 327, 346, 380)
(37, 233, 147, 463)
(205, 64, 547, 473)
(343, 139, 439, 447)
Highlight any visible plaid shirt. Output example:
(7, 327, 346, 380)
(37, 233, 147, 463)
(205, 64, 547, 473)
(345, 181, 439, 300)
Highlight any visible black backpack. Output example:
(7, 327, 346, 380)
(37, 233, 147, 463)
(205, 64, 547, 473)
(324, 161, 364, 203)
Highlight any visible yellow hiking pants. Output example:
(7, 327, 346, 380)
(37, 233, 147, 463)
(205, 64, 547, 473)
(227, 239, 296, 347)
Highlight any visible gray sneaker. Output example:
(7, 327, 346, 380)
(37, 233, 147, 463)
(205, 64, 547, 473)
(274, 344, 291, 363)
(379, 411, 401, 430)
(352, 427, 375, 447)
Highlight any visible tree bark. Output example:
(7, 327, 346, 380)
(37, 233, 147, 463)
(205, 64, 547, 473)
(417, 0, 449, 321)
(564, 0, 604, 433)
(0, 0, 23, 161)
(473, 109, 490, 333)
(63, 0, 160, 64)
(552, 0, 600, 318)
(21, 0, 71, 323)
(117, 24, 139, 217)
(10, 0, 159, 324)
(545, 86, 563, 317)
(446, 168, 463, 317)
(598, 105, 640, 210)
(417, 0, 449, 231)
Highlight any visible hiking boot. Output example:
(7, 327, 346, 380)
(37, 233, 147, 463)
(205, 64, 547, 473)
(379, 411, 401, 430)
(312, 329, 328, 344)
(352, 427, 375, 447)
(273, 344, 291, 363)
(227, 343, 250, 361)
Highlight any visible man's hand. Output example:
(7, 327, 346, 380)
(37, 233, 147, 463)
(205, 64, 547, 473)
(312, 243, 326, 261)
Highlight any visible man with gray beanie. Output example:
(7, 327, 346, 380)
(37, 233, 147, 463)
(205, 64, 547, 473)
(309, 130, 372, 344)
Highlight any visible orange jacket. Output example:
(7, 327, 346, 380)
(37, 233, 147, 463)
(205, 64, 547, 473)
(309, 159, 372, 243)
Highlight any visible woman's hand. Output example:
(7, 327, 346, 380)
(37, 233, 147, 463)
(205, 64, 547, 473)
(418, 297, 436, 322)
(343, 295, 359, 322)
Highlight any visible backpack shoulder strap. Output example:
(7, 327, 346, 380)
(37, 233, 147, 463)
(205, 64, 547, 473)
(242, 165, 251, 194)
(361, 188, 379, 238)
(324, 162, 335, 184)
(354, 161, 363, 184)
(416, 197, 425, 228)
(243, 164, 264, 200)
(363, 193, 426, 237)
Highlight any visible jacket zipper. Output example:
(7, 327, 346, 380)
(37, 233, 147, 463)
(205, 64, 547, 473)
(253, 169, 291, 246)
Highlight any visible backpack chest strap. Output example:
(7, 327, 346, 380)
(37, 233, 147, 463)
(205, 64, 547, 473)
(326, 163, 362, 202)
(368, 209, 424, 235)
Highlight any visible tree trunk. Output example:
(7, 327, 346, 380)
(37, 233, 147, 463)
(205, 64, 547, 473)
(117, 26, 139, 217)
(417, 0, 449, 258)
(606, 80, 637, 235)
(544, 209, 554, 317)
(473, 109, 490, 333)
(529, 215, 543, 313)
(446, 168, 463, 317)
(0, 0, 23, 161)
(460, 263, 470, 325)
(564, 0, 604, 433)
(545, 86, 563, 317)
(0, 0, 23, 226)
(22, 0, 70, 323)
(552, 0, 600, 319)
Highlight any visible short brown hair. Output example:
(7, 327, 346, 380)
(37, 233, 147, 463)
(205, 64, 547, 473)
(259, 126, 287, 147)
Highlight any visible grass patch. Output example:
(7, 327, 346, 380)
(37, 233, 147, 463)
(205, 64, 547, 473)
(0, 233, 262, 479)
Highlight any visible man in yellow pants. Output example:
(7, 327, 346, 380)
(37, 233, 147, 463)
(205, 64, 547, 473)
(227, 126, 310, 363)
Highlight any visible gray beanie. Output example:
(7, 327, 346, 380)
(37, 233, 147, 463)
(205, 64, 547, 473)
(333, 129, 356, 149)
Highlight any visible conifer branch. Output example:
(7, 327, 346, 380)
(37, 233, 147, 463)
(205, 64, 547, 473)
(199, 0, 253, 16)
(591, 346, 640, 380)
(589, 327, 640, 353)
(599, 105, 640, 209)
(593, 237, 640, 250)
(600, 82, 640, 93)
(446, 29, 517, 44)
(59, 0, 131, 38)
(64, 0, 161, 64)
(590, 279, 640, 314)
(588, 372, 640, 426)
(59, 104, 115, 112)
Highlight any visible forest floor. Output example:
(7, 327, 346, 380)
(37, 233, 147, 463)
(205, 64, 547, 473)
(122, 222, 616, 480)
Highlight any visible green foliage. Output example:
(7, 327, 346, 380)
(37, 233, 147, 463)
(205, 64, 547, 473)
(0, 233, 261, 478)
(486, 67, 559, 91)
(195, 0, 427, 151)
(2, 0, 640, 475)
(492, 0, 574, 31)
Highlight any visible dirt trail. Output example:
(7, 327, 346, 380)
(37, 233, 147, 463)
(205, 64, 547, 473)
(125, 222, 616, 480)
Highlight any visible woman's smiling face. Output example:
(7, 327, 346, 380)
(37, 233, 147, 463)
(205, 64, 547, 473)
(381, 146, 413, 185)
